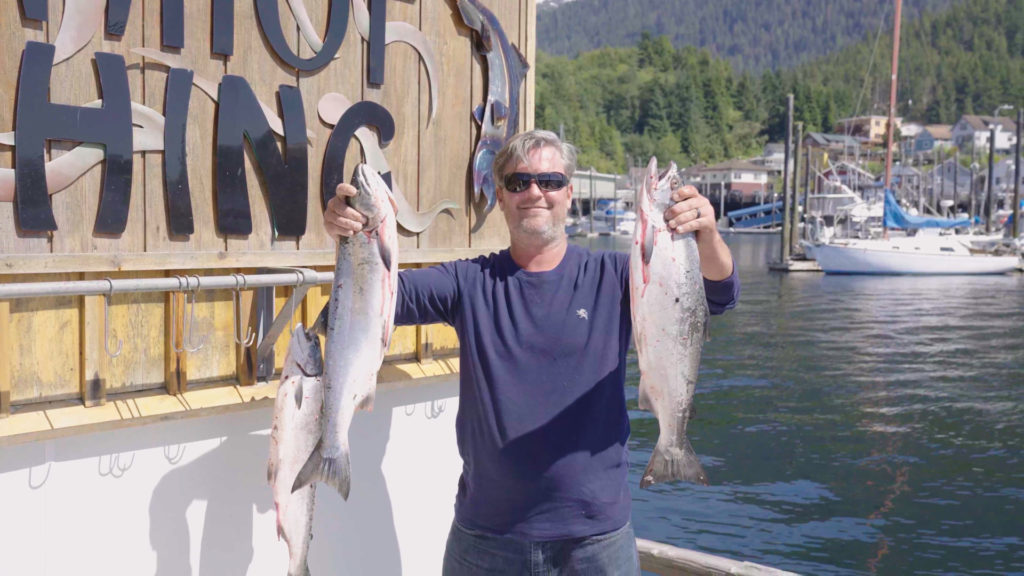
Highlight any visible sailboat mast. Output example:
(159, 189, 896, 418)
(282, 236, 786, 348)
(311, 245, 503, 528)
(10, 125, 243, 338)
(883, 0, 903, 191)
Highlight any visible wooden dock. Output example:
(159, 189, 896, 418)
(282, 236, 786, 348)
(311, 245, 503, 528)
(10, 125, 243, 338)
(637, 538, 800, 576)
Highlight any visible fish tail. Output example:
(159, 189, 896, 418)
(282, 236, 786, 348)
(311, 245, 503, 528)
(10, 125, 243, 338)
(640, 437, 708, 488)
(287, 566, 311, 576)
(292, 441, 351, 501)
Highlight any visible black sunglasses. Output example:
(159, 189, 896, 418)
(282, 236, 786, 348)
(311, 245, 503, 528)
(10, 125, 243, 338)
(502, 172, 569, 193)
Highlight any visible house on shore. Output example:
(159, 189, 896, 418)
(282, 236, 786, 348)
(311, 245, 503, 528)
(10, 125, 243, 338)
(951, 115, 1017, 154)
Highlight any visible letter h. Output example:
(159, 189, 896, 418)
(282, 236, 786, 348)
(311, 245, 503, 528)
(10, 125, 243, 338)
(15, 42, 133, 234)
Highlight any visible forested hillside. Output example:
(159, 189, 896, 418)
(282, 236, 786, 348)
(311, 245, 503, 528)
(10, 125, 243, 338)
(535, 0, 1024, 173)
(538, 0, 960, 71)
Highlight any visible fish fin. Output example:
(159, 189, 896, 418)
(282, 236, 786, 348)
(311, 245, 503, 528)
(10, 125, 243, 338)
(472, 105, 485, 126)
(293, 379, 304, 411)
(357, 389, 376, 412)
(377, 233, 393, 273)
(292, 440, 351, 501)
(637, 378, 653, 412)
(640, 438, 708, 489)
(493, 101, 508, 123)
(313, 302, 329, 336)
(512, 43, 530, 72)
(642, 223, 656, 267)
(479, 24, 493, 53)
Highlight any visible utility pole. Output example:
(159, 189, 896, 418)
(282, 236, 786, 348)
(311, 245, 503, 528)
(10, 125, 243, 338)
(1015, 109, 1022, 238)
(781, 94, 794, 263)
(791, 122, 803, 254)
(987, 126, 996, 233)
(802, 139, 812, 241)
(954, 150, 960, 215)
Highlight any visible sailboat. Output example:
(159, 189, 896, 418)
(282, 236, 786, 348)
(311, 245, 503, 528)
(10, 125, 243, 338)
(806, 0, 1021, 275)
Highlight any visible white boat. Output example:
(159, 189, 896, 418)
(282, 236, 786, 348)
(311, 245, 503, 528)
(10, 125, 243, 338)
(807, 234, 1020, 275)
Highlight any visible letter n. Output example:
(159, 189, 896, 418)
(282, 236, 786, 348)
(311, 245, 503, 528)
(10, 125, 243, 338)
(215, 76, 308, 237)
(15, 42, 133, 234)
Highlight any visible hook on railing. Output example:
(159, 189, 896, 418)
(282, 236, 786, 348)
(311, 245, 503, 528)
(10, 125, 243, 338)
(183, 275, 206, 353)
(231, 273, 255, 346)
(288, 270, 305, 334)
(170, 275, 186, 353)
(102, 278, 123, 358)
(169, 275, 205, 353)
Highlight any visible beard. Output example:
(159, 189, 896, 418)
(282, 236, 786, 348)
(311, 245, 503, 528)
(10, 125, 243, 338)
(507, 208, 567, 245)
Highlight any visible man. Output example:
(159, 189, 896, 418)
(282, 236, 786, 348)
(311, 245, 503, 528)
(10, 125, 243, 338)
(324, 130, 739, 574)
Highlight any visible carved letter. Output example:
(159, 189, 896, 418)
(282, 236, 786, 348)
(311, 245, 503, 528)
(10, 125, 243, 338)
(14, 42, 133, 234)
(255, 0, 348, 71)
(164, 68, 194, 237)
(20, 0, 47, 21)
(321, 101, 395, 209)
(212, 0, 234, 56)
(106, 0, 132, 36)
(162, 0, 184, 48)
(215, 77, 309, 237)
(367, 0, 387, 85)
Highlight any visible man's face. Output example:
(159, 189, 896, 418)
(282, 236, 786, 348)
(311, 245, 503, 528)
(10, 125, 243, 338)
(497, 145, 573, 244)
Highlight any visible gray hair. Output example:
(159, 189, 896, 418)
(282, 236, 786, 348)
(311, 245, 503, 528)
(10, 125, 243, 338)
(493, 129, 578, 187)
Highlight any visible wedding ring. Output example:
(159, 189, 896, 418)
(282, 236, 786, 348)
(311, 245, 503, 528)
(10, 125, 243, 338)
(695, 208, 701, 220)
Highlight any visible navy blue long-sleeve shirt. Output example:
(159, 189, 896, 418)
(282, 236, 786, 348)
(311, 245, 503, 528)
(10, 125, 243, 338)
(395, 244, 739, 540)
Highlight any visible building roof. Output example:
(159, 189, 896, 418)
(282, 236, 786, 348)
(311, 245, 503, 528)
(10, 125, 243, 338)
(959, 114, 1016, 132)
(923, 124, 953, 140)
(806, 132, 863, 148)
(697, 159, 771, 173)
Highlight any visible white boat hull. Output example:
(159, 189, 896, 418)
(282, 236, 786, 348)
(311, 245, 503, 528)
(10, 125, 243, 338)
(809, 238, 1020, 275)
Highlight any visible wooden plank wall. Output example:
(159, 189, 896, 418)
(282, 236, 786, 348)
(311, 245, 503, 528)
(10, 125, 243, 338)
(0, 0, 535, 411)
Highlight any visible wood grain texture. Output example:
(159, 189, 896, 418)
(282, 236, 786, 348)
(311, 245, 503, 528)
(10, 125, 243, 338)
(0, 4, 49, 256)
(418, 0, 471, 251)
(0, 299, 10, 417)
(142, 0, 226, 254)
(224, 0, 300, 254)
(104, 270, 167, 393)
(296, 0, 365, 254)
(47, 0, 145, 255)
(8, 274, 80, 404)
(80, 273, 108, 406)
(364, 0, 420, 255)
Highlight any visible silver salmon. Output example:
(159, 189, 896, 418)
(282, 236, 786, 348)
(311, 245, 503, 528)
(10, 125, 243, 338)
(630, 157, 710, 488)
(268, 324, 324, 576)
(293, 164, 399, 500)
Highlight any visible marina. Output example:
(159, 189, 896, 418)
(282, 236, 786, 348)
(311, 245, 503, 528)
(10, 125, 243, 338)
(2, 0, 1023, 574)
(580, 232, 1024, 576)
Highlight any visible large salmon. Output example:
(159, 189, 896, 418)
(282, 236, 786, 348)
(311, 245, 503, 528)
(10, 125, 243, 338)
(293, 164, 399, 500)
(630, 157, 710, 488)
(268, 324, 324, 576)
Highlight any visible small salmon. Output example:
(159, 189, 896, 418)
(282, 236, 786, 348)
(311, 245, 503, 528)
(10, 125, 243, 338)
(268, 324, 324, 576)
(630, 157, 710, 488)
(293, 164, 399, 500)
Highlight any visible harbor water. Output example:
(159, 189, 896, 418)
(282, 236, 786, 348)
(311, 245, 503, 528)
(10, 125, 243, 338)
(575, 233, 1024, 576)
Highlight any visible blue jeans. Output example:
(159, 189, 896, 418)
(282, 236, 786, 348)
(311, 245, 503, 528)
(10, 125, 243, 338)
(442, 520, 640, 576)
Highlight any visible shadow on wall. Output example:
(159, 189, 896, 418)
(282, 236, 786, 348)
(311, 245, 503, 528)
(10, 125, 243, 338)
(149, 431, 272, 575)
(147, 404, 400, 576)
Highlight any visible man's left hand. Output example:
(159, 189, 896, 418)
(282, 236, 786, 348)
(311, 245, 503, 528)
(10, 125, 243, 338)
(664, 185, 714, 236)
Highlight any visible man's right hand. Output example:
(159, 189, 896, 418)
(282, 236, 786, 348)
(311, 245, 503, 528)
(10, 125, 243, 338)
(323, 182, 369, 241)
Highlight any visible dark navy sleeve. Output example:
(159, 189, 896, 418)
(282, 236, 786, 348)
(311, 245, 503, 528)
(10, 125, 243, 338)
(395, 262, 460, 326)
(704, 265, 739, 315)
